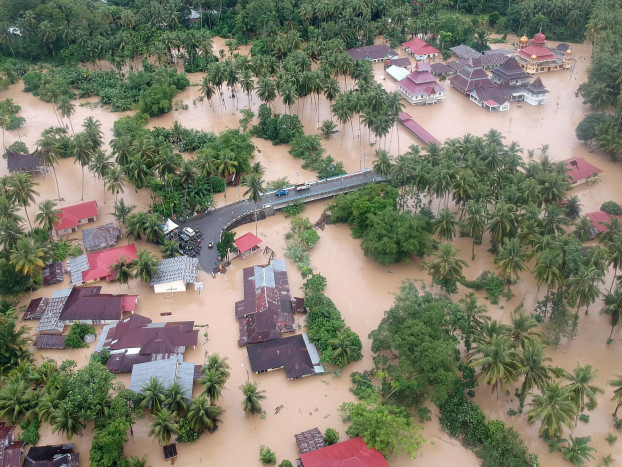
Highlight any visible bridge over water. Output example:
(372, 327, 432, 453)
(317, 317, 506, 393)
(177, 170, 381, 271)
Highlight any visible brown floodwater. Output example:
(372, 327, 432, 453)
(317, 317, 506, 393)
(3, 33, 621, 466)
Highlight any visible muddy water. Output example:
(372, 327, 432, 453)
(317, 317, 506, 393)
(4, 34, 621, 466)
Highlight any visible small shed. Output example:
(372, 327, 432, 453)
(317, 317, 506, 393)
(6, 149, 47, 175)
(42, 262, 64, 286)
(385, 65, 409, 81)
(234, 232, 262, 259)
(34, 335, 66, 350)
(23, 444, 79, 467)
(294, 428, 326, 454)
(23, 297, 49, 320)
(163, 443, 177, 461)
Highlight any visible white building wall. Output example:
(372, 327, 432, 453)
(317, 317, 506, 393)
(154, 280, 187, 294)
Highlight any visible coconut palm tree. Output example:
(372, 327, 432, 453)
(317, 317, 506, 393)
(574, 216, 594, 242)
(567, 264, 605, 315)
(199, 76, 216, 109)
(143, 213, 164, 244)
(37, 134, 62, 200)
(199, 368, 226, 403)
(527, 381, 577, 437)
(562, 435, 596, 466)
(140, 377, 167, 414)
(606, 234, 622, 291)
(318, 120, 339, 139)
(216, 151, 238, 204)
(487, 202, 516, 247)
(83, 116, 103, 150)
(602, 286, 622, 340)
(432, 208, 458, 242)
(242, 173, 265, 236)
(124, 456, 148, 467)
(10, 237, 45, 276)
(458, 292, 489, 352)
(187, 396, 223, 433)
(112, 198, 135, 226)
(103, 165, 128, 206)
(510, 308, 540, 350)
(493, 238, 528, 293)
(256, 78, 277, 110)
(240, 381, 265, 416)
(71, 132, 94, 201)
(9, 173, 38, 230)
(109, 255, 136, 288)
(327, 331, 359, 366)
(89, 150, 113, 182)
(124, 155, 153, 191)
(608, 373, 622, 416)
(0, 377, 36, 424)
(532, 248, 565, 298)
(564, 363, 604, 418)
(206, 354, 231, 380)
(57, 97, 75, 134)
(517, 340, 553, 412)
(148, 408, 179, 445)
(35, 199, 60, 232)
(372, 150, 393, 178)
(165, 381, 188, 415)
(51, 405, 84, 440)
(426, 242, 468, 294)
(0, 219, 24, 252)
(470, 335, 520, 398)
(0, 195, 21, 224)
(134, 250, 160, 283)
(160, 239, 180, 258)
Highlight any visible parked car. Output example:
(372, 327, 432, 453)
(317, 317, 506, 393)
(295, 182, 310, 191)
(275, 189, 289, 196)
(183, 227, 196, 237)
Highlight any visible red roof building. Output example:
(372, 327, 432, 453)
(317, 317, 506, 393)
(300, 437, 388, 467)
(53, 201, 99, 236)
(402, 38, 440, 60)
(398, 63, 445, 105)
(397, 113, 440, 146)
(68, 244, 138, 285)
(235, 232, 262, 259)
(565, 157, 602, 184)
(0, 423, 26, 467)
(586, 211, 620, 234)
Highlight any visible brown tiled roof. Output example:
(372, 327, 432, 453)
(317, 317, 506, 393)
(347, 45, 397, 61)
(24, 297, 49, 320)
(0, 423, 25, 467)
(295, 428, 326, 454)
(235, 259, 295, 346)
(106, 353, 153, 373)
(82, 223, 122, 252)
(490, 57, 530, 82)
(42, 262, 63, 286)
(524, 77, 549, 94)
(246, 334, 315, 379)
(58, 286, 127, 322)
(450, 65, 490, 94)
(34, 335, 66, 349)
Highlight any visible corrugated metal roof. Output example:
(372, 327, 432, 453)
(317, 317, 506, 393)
(129, 357, 194, 400)
(150, 256, 198, 286)
(67, 255, 89, 286)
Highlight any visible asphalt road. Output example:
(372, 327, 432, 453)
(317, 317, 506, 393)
(178, 170, 379, 272)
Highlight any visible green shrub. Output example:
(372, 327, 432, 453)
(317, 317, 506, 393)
(19, 419, 40, 445)
(298, 229, 320, 250)
(7, 141, 28, 154)
(600, 201, 622, 216)
(252, 104, 304, 145)
(278, 461, 293, 467)
(304, 274, 327, 294)
(210, 176, 226, 193)
(259, 446, 277, 465)
(324, 427, 339, 445)
(579, 413, 590, 423)
(282, 200, 305, 217)
(460, 271, 505, 304)
(52, 241, 72, 262)
(65, 323, 95, 349)
(177, 417, 200, 443)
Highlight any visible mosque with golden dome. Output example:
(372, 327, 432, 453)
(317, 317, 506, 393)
(515, 30, 573, 74)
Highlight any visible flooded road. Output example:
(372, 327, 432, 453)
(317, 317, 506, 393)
(3, 33, 621, 466)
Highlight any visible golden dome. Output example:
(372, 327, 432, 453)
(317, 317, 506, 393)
(531, 54, 537, 60)
(566, 49, 572, 55)
(520, 35, 529, 43)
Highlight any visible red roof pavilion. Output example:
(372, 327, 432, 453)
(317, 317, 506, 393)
(55, 201, 99, 231)
(235, 232, 262, 254)
(300, 437, 388, 467)
(564, 157, 602, 183)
